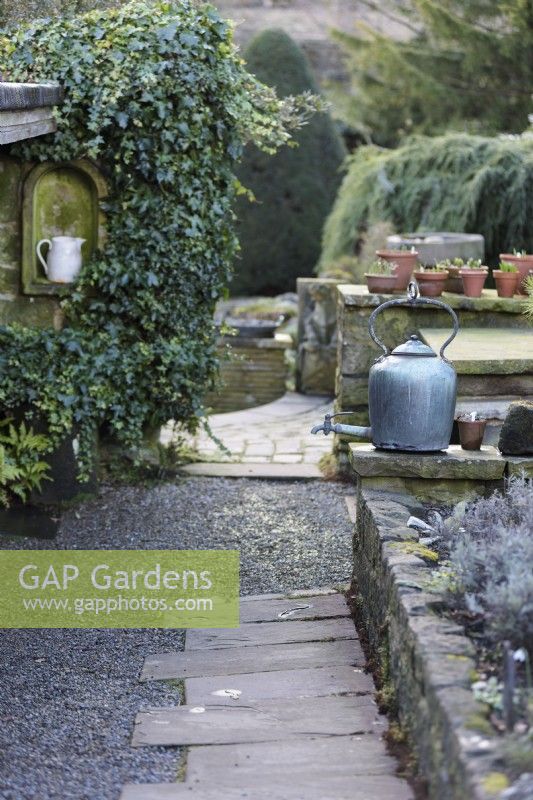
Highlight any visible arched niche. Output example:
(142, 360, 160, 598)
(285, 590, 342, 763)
(22, 160, 106, 295)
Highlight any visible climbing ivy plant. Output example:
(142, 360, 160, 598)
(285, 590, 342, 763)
(0, 0, 319, 477)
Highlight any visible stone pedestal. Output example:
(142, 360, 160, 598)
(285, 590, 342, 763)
(296, 277, 339, 395)
(349, 443, 506, 503)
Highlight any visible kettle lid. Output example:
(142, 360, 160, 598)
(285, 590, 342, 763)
(391, 334, 436, 357)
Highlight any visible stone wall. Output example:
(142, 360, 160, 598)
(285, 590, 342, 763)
(335, 285, 533, 461)
(296, 277, 339, 396)
(215, 1, 412, 89)
(206, 335, 290, 413)
(349, 444, 526, 800)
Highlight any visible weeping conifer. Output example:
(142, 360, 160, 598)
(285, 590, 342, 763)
(319, 133, 533, 269)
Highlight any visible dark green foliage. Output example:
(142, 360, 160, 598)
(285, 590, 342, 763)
(334, 0, 533, 147)
(0, 2, 317, 476)
(231, 29, 346, 296)
(319, 133, 533, 270)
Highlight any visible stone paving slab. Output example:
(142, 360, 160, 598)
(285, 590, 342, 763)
(184, 665, 373, 705)
(239, 592, 349, 623)
(121, 774, 415, 800)
(141, 639, 365, 681)
(132, 695, 385, 747)
(185, 736, 400, 783)
(180, 462, 323, 480)
(185, 618, 356, 651)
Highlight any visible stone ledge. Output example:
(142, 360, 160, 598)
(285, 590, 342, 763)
(353, 486, 504, 800)
(339, 284, 525, 314)
(349, 444, 506, 481)
(0, 81, 63, 110)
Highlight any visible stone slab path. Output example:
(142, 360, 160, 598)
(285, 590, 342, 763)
(163, 392, 333, 479)
(122, 590, 414, 800)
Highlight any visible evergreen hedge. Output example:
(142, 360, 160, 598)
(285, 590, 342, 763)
(319, 133, 533, 270)
(231, 29, 345, 296)
(0, 2, 317, 475)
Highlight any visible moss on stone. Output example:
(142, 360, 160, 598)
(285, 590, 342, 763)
(482, 772, 510, 794)
(464, 712, 494, 736)
(392, 542, 439, 562)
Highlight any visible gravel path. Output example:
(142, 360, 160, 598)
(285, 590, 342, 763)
(0, 477, 354, 800)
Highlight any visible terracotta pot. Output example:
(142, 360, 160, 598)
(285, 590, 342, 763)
(493, 269, 519, 298)
(376, 249, 418, 291)
(499, 254, 533, 295)
(365, 273, 398, 294)
(459, 268, 487, 298)
(444, 265, 464, 294)
(458, 419, 486, 451)
(413, 270, 448, 297)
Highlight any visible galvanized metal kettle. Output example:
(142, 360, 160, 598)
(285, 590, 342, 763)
(311, 282, 459, 452)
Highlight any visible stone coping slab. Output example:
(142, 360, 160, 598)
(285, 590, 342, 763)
(349, 443, 506, 480)
(0, 81, 63, 109)
(420, 328, 533, 375)
(339, 283, 525, 314)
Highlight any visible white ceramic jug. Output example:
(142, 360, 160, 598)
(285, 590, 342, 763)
(36, 236, 86, 283)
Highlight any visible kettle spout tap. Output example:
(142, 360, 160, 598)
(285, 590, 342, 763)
(311, 413, 372, 440)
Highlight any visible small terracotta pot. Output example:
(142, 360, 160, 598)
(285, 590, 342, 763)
(365, 273, 398, 294)
(493, 269, 519, 298)
(459, 268, 487, 298)
(499, 254, 533, 295)
(457, 419, 486, 451)
(376, 250, 418, 291)
(444, 265, 464, 294)
(413, 270, 448, 297)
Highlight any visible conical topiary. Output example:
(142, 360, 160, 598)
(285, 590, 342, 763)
(231, 29, 346, 296)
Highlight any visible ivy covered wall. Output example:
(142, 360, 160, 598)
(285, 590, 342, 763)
(0, 0, 317, 476)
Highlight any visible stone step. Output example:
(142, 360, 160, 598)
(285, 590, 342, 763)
(184, 736, 399, 783)
(184, 665, 373, 705)
(141, 639, 365, 681)
(120, 772, 415, 800)
(180, 462, 322, 480)
(420, 327, 533, 375)
(132, 695, 385, 747)
(185, 618, 356, 651)
(239, 591, 349, 623)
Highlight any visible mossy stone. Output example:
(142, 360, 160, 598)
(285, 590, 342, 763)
(498, 400, 533, 455)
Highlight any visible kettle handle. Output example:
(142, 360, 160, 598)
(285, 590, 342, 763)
(368, 280, 459, 360)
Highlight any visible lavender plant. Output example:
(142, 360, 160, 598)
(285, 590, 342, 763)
(432, 477, 533, 651)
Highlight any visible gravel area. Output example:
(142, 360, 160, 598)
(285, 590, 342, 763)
(0, 477, 354, 800)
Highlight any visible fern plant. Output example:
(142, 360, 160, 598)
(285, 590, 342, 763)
(0, 419, 51, 506)
(0, 445, 21, 508)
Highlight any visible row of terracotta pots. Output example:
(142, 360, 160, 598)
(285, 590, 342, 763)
(365, 249, 533, 297)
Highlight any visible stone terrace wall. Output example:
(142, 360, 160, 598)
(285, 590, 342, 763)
(348, 444, 526, 800)
(336, 286, 532, 427)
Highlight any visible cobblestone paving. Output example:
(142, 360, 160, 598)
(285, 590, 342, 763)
(163, 392, 333, 466)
